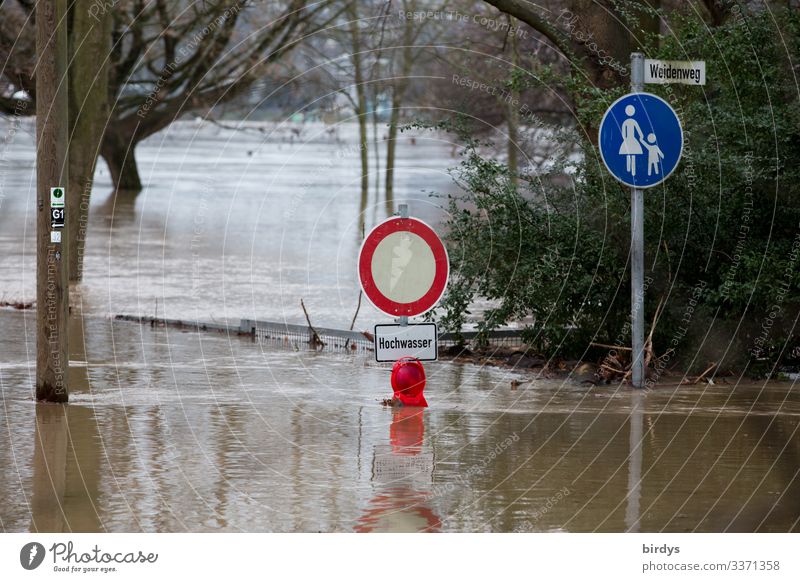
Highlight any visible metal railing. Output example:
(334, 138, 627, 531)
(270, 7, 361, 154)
(115, 315, 526, 352)
(240, 318, 373, 351)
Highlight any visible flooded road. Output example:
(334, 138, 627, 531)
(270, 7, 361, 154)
(1, 122, 799, 532)
(0, 120, 453, 327)
(1, 310, 798, 532)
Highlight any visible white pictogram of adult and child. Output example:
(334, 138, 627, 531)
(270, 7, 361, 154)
(619, 104, 664, 177)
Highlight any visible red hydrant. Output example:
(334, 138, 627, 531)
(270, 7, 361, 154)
(390, 357, 428, 407)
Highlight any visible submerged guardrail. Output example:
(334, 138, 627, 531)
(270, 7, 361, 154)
(114, 315, 526, 352)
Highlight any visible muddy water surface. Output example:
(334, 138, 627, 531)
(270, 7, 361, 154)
(1, 122, 798, 532)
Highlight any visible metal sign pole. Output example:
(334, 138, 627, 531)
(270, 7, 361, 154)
(630, 53, 645, 389)
(398, 203, 409, 328)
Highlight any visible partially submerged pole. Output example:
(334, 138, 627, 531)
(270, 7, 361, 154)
(36, 0, 69, 402)
(629, 53, 645, 389)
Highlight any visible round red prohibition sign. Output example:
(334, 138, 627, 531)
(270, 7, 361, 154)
(358, 216, 449, 317)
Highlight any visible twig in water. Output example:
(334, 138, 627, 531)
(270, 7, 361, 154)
(300, 298, 325, 349)
(591, 342, 632, 351)
(344, 290, 364, 350)
(349, 290, 363, 331)
(689, 362, 717, 385)
(644, 294, 666, 368)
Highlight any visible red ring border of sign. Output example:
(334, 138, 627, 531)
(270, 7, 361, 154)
(358, 216, 449, 317)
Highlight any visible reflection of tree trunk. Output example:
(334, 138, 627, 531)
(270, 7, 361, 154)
(64, 405, 102, 532)
(68, 310, 90, 390)
(100, 130, 142, 193)
(30, 404, 68, 532)
(67, 5, 111, 282)
(63, 313, 102, 531)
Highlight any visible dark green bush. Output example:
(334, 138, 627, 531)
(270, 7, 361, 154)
(434, 7, 800, 373)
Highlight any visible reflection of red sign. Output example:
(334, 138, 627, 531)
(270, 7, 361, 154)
(358, 216, 448, 317)
(353, 490, 441, 533)
(355, 408, 440, 533)
(390, 407, 425, 454)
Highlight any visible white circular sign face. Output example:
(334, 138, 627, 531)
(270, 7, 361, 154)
(370, 231, 436, 304)
(358, 215, 449, 317)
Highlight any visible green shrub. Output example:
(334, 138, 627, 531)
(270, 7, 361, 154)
(433, 7, 800, 372)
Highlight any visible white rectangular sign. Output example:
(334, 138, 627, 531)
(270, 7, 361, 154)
(50, 187, 65, 208)
(644, 59, 706, 85)
(374, 323, 438, 362)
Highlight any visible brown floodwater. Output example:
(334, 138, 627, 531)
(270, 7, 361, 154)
(1, 309, 798, 532)
(1, 121, 799, 532)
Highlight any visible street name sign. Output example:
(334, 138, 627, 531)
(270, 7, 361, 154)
(644, 59, 706, 86)
(374, 323, 438, 362)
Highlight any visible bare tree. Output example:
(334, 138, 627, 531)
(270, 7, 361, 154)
(1, 1, 110, 281)
(1, 0, 340, 280)
(295, 0, 391, 229)
(103, 0, 339, 192)
(1, 1, 341, 193)
(384, 0, 430, 214)
(0, 0, 36, 113)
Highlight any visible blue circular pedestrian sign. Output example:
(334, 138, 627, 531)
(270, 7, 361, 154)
(598, 92, 683, 189)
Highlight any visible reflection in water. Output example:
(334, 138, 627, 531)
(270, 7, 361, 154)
(3, 124, 797, 532)
(31, 404, 68, 532)
(625, 392, 644, 532)
(390, 406, 425, 454)
(97, 188, 139, 227)
(29, 403, 105, 533)
(1, 313, 799, 532)
(64, 405, 103, 532)
(355, 408, 441, 532)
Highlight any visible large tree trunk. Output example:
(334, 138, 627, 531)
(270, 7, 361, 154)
(67, 5, 110, 282)
(567, 0, 632, 89)
(100, 130, 142, 193)
(35, 0, 70, 403)
(507, 18, 520, 186)
(483, 0, 638, 88)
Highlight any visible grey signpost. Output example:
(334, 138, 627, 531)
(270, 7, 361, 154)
(626, 56, 647, 532)
(398, 203, 409, 328)
(630, 52, 645, 389)
(601, 54, 694, 388)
